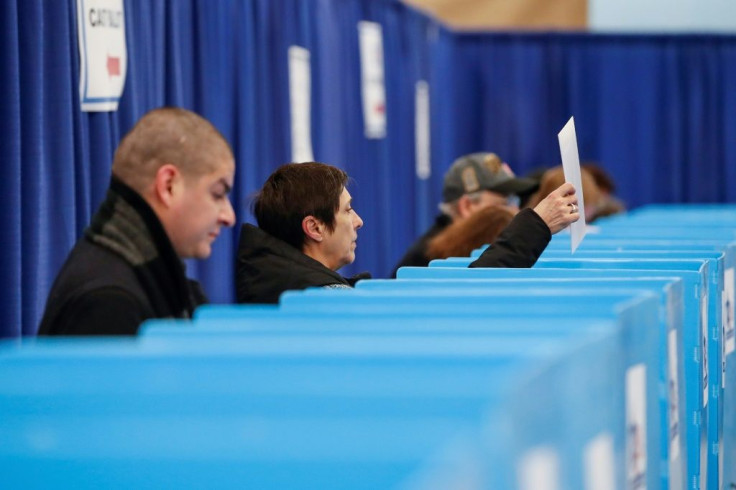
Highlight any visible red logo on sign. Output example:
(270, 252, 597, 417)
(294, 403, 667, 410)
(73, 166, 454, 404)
(107, 55, 120, 77)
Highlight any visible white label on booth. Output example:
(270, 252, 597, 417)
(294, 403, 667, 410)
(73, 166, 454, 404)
(701, 292, 708, 407)
(724, 267, 735, 356)
(518, 446, 559, 490)
(288, 46, 314, 163)
(76, 0, 127, 112)
(626, 363, 647, 490)
(358, 21, 387, 139)
(415, 80, 430, 180)
(557, 116, 587, 253)
(583, 432, 615, 490)
(668, 329, 681, 460)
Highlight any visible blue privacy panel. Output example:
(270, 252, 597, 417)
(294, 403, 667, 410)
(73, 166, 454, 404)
(272, 286, 662, 490)
(0, 332, 616, 490)
(532, 255, 721, 490)
(394, 265, 707, 490)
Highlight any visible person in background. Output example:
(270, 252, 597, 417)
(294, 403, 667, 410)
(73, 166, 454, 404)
(525, 165, 603, 223)
(582, 162, 626, 219)
(38, 107, 236, 336)
(426, 204, 515, 261)
(237, 161, 579, 304)
(391, 152, 580, 275)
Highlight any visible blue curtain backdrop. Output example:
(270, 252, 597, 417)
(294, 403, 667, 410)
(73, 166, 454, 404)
(2, 0, 736, 337)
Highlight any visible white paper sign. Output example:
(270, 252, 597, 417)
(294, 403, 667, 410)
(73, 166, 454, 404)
(77, 0, 127, 112)
(518, 446, 559, 490)
(358, 21, 387, 139)
(557, 117, 587, 252)
(415, 80, 431, 180)
(626, 363, 647, 490)
(288, 46, 314, 163)
(724, 267, 735, 356)
(668, 329, 681, 461)
(583, 433, 615, 490)
(701, 293, 709, 408)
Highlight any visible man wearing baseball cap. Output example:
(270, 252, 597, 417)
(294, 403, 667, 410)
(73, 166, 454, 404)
(391, 152, 579, 275)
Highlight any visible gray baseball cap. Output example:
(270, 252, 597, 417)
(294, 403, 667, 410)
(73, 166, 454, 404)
(442, 152, 539, 203)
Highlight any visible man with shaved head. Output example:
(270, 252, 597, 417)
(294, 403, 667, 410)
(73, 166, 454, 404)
(39, 107, 236, 336)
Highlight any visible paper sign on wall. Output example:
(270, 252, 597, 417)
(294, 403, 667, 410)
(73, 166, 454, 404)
(518, 446, 559, 490)
(358, 21, 387, 139)
(701, 293, 708, 407)
(625, 363, 647, 489)
(76, 0, 127, 112)
(668, 329, 681, 461)
(583, 432, 615, 490)
(288, 46, 314, 163)
(415, 80, 430, 180)
(724, 267, 735, 356)
(557, 117, 587, 252)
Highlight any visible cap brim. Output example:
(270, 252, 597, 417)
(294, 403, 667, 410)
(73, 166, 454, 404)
(487, 177, 539, 195)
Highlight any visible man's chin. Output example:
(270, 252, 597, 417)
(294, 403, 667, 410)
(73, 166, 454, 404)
(193, 245, 212, 260)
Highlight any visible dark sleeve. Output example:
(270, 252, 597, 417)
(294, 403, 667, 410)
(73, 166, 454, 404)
(188, 279, 209, 307)
(55, 288, 149, 336)
(346, 272, 372, 286)
(391, 240, 432, 277)
(469, 208, 551, 269)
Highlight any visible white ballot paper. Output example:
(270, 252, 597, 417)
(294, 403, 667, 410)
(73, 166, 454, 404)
(557, 117, 587, 252)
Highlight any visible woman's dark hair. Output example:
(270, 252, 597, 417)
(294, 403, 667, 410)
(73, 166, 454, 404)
(253, 162, 348, 250)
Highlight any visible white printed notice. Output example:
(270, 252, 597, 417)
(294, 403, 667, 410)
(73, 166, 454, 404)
(668, 329, 681, 462)
(77, 0, 127, 112)
(626, 363, 647, 490)
(724, 267, 735, 356)
(288, 46, 314, 163)
(702, 293, 709, 408)
(358, 21, 387, 139)
(583, 433, 615, 490)
(415, 80, 430, 180)
(517, 446, 560, 490)
(557, 117, 587, 252)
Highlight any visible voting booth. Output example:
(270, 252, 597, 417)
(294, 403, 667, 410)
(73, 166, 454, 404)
(1, 204, 735, 490)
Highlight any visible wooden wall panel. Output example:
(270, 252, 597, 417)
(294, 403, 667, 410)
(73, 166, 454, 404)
(402, 0, 587, 30)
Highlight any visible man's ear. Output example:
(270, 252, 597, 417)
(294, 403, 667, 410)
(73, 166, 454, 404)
(153, 164, 181, 208)
(302, 215, 324, 242)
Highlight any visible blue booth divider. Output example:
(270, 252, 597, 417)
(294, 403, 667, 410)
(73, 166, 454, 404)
(272, 287, 662, 490)
(531, 256, 721, 490)
(473, 238, 736, 258)
(353, 276, 688, 490)
(0, 330, 615, 490)
(393, 265, 710, 490)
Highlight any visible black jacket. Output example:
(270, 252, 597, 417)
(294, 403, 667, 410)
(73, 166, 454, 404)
(391, 214, 452, 276)
(392, 208, 551, 275)
(38, 178, 205, 336)
(237, 224, 369, 304)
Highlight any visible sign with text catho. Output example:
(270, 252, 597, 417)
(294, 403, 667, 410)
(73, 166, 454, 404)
(76, 0, 127, 112)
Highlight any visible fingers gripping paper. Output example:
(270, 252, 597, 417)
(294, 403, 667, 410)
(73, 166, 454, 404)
(557, 117, 587, 252)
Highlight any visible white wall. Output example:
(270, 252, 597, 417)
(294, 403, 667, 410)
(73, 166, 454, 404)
(590, 0, 736, 32)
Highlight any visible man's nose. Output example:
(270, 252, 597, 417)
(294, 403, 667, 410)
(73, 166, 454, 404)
(354, 212, 364, 230)
(220, 199, 236, 227)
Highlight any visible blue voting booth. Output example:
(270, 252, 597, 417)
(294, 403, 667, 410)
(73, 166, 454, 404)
(191, 286, 662, 490)
(1, 204, 735, 490)
(1, 329, 616, 489)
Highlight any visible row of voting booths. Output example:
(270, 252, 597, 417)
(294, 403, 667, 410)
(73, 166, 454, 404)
(1, 204, 735, 489)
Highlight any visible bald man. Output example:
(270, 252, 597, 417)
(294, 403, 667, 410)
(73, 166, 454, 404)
(38, 107, 236, 336)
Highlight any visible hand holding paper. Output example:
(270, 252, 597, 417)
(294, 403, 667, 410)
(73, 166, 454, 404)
(532, 182, 579, 234)
(558, 116, 587, 252)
